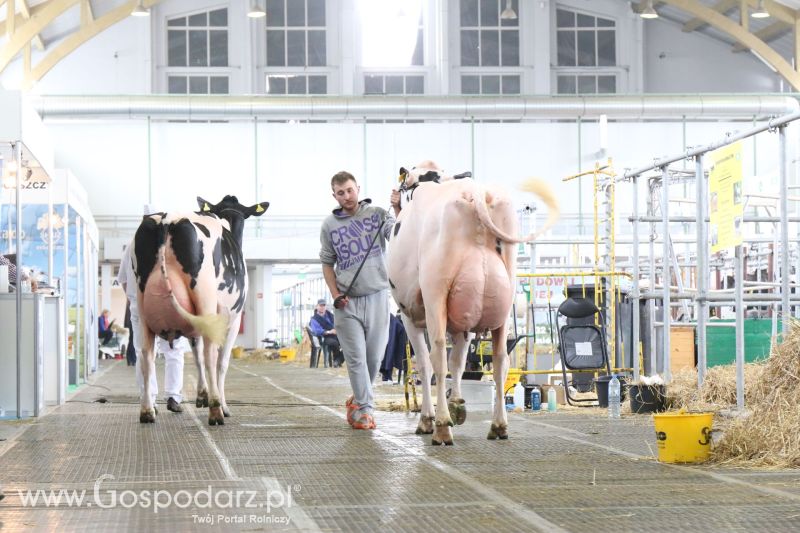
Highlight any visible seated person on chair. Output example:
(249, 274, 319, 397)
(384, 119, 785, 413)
(1, 254, 38, 291)
(308, 299, 341, 367)
(98, 309, 114, 346)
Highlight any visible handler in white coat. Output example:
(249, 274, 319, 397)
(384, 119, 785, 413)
(117, 205, 185, 413)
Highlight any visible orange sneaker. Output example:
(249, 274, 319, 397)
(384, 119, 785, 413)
(345, 395, 357, 425)
(351, 412, 376, 430)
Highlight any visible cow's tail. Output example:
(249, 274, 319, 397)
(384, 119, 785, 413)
(159, 242, 228, 346)
(474, 178, 560, 243)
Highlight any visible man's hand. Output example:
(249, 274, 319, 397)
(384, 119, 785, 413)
(333, 294, 349, 309)
(390, 189, 401, 216)
(328, 328, 336, 335)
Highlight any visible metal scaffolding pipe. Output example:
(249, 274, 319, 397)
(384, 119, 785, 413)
(779, 126, 791, 337)
(623, 110, 800, 179)
(630, 215, 800, 223)
(632, 175, 641, 381)
(661, 166, 671, 382)
(639, 291, 800, 302)
(654, 321, 736, 327)
(30, 94, 800, 121)
(695, 154, 708, 386)
(735, 245, 745, 411)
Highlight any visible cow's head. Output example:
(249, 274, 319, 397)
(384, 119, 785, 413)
(398, 160, 472, 191)
(196, 195, 270, 244)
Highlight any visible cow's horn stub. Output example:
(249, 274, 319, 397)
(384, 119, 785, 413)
(203, 202, 211, 211)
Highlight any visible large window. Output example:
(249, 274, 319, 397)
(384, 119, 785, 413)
(459, 0, 521, 96)
(167, 8, 228, 68)
(556, 74, 615, 95)
(264, 0, 328, 95)
(460, 0, 519, 67)
(461, 74, 519, 95)
(267, 74, 327, 95)
(555, 7, 616, 95)
(168, 75, 229, 94)
(359, 1, 424, 68)
(364, 74, 424, 95)
(166, 8, 229, 96)
(266, 0, 326, 67)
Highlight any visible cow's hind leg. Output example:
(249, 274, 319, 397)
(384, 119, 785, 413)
(401, 314, 434, 435)
(202, 338, 224, 426)
(424, 297, 454, 446)
(447, 332, 473, 426)
(487, 324, 510, 440)
(217, 313, 240, 417)
(139, 328, 157, 423)
(191, 338, 208, 407)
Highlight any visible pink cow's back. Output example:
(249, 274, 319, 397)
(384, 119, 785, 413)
(388, 178, 519, 334)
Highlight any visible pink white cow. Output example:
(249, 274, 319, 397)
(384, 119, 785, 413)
(132, 195, 269, 425)
(387, 162, 558, 444)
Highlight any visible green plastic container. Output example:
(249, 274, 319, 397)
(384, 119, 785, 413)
(705, 319, 778, 367)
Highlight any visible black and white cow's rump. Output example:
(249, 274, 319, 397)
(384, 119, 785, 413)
(132, 195, 269, 425)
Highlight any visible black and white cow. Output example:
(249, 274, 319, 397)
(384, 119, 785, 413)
(132, 195, 269, 425)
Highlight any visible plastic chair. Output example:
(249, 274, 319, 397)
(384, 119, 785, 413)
(306, 327, 321, 368)
(556, 296, 612, 406)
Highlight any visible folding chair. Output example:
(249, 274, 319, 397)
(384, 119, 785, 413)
(556, 296, 611, 406)
(306, 327, 321, 368)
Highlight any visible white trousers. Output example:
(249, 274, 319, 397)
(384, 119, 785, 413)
(131, 311, 184, 403)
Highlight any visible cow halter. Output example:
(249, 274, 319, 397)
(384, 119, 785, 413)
(398, 166, 442, 201)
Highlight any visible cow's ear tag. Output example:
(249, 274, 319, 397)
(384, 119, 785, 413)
(203, 202, 211, 211)
(256, 204, 265, 213)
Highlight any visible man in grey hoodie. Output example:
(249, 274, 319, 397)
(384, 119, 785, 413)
(320, 171, 397, 430)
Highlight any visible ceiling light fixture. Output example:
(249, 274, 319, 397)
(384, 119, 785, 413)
(640, 0, 658, 20)
(247, 1, 267, 18)
(751, 0, 770, 18)
(500, 0, 517, 20)
(131, 1, 150, 17)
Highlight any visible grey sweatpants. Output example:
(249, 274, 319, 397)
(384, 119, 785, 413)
(334, 290, 390, 415)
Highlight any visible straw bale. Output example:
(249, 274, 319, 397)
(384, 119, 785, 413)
(709, 322, 800, 467)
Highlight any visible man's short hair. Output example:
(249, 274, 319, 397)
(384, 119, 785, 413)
(317, 299, 327, 306)
(331, 171, 356, 189)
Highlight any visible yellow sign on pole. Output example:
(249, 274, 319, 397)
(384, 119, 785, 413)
(709, 142, 744, 253)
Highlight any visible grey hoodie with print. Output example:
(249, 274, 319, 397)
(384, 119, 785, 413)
(319, 199, 395, 297)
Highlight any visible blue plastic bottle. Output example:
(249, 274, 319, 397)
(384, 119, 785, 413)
(531, 387, 541, 411)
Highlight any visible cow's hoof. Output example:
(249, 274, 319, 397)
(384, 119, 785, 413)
(415, 415, 435, 435)
(139, 410, 155, 424)
(487, 423, 508, 440)
(448, 398, 467, 426)
(222, 406, 231, 418)
(196, 391, 209, 408)
(432, 425, 454, 446)
(208, 406, 224, 426)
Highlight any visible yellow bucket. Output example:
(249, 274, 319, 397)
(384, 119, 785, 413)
(231, 346, 244, 359)
(503, 368, 523, 394)
(279, 347, 296, 362)
(652, 411, 714, 464)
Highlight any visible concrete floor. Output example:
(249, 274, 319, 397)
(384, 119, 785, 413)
(1, 356, 799, 532)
